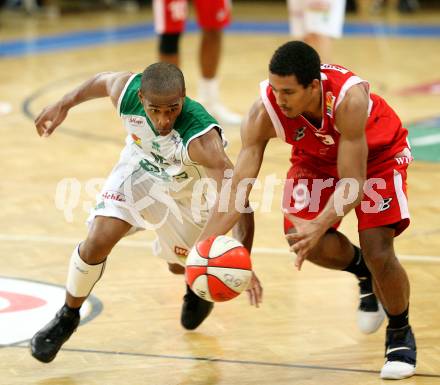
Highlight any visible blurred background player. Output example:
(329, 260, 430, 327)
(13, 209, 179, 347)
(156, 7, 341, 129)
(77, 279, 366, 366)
(153, 0, 242, 126)
(287, 0, 346, 63)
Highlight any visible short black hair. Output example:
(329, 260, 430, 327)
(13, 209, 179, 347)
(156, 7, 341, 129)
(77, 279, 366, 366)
(141, 62, 185, 96)
(269, 41, 321, 87)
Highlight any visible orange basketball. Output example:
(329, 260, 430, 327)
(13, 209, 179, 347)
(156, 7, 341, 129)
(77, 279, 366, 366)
(185, 235, 252, 302)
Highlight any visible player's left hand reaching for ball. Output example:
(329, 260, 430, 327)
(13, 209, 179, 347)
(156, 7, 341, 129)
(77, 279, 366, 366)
(246, 271, 263, 308)
(284, 213, 327, 271)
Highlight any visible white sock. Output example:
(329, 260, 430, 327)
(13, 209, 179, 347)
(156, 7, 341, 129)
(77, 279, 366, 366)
(66, 245, 106, 298)
(198, 77, 219, 104)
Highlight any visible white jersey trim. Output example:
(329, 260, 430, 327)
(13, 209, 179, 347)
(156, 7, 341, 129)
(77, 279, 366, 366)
(185, 124, 225, 164)
(334, 75, 373, 133)
(393, 169, 410, 220)
(335, 75, 368, 110)
(259, 80, 286, 141)
(117, 73, 138, 117)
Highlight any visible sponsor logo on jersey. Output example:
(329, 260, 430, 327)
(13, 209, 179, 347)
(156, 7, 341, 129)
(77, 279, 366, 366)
(326, 91, 335, 118)
(321, 64, 349, 74)
(129, 116, 145, 126)
(314, 132, 335, 145)
(0, 277, 101, 345)
(102, 191, 126, 202)
(294, 126, 306, 141)
(378, 197, 393, 212)
(174, 246, 189, 257)
(395, 156, 412, 165)
(131, 133, 142, 147)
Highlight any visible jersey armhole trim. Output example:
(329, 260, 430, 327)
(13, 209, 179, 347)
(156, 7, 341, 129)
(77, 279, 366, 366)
(335, 75, 369, 111)
(117, 73, 139, 117)
(334, 76, 372, 133)
(259, 80, 286, 141)
(184, 124, 224, 164)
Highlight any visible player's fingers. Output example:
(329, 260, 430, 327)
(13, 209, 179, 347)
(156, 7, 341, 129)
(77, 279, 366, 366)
(34, 109, 45, 126)
(252, 289, 260, 308)
(295, 254, 305, 271)
(290, 242, 301, 254)
(35, 123, 43, 136)
(291, 238, 309, 253)
(247, 289, 256, 307)
(35, 120, 50, 137)
(285, 233, 302, 242)
(294, 247, 309, 269)
(283, 212, 307, 228)
(42, 121, 54, 137)
(255, 283, 263, 306)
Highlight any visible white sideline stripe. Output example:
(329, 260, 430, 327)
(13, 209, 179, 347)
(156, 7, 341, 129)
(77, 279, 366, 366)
(0, 234, 153, 248)
(410, 134, 440, 146)
(1, 233, 439, 263)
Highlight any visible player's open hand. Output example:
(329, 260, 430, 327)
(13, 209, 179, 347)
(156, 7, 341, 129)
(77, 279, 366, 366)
(284, 213, 327, 271)
(35, 101, 69, 137)
(246, 271, 263, 307)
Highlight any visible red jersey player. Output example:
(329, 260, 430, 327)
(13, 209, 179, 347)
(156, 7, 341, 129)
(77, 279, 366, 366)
(153, 0, 241, 125)
(197, 41, 416, 380)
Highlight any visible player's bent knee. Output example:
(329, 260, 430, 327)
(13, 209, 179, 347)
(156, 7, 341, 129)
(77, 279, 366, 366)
(159, 33, 180, 55)
(168, 263, 185, 275)
(80, 237, 111, 264)
(362, 247, 397, 278)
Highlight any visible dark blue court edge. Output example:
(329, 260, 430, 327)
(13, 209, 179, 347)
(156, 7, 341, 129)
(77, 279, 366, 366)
(6, 345, 440, 378)
(1, 21, 440, 57)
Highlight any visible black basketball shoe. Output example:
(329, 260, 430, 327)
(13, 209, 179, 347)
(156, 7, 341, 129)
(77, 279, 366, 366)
(357, 276, 385, 334)
(30, 305, 80, 363)
(381, 325, 416, 379)
(181, 285, 214, 330)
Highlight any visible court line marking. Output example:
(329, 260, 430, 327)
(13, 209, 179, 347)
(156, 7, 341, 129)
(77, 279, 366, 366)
(410, 133, 440, 146)
(1, 233, 438, 263)
(7, 345, 440, 378)
(3, 235, 438, 378)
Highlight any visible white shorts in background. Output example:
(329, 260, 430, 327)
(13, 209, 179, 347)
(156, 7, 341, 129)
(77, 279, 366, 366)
(88, 145, 213, 266)
(288, 0, 346, 39)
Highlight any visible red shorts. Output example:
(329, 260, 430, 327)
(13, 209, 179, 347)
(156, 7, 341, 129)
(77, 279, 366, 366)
(153, 0, 231, 34)
(283, 153, 412, 236)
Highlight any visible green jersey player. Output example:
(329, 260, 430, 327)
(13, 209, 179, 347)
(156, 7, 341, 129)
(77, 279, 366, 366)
(31, 63, 260, 363)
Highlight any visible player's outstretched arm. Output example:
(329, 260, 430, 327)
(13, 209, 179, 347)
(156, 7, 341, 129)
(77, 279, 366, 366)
(34, 71, 132, 137)
(196, 99, 275, 243)
(187, 126, 257, 253)
(188, 107, 272, 307)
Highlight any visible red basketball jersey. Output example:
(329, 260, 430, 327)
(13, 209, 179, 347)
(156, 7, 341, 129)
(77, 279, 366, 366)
(260, 64, 410, 177)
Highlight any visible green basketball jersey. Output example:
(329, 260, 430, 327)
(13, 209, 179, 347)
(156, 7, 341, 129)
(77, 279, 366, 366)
(117, 73, 225, 184)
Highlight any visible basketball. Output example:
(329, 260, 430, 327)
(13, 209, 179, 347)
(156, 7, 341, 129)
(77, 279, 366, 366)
(185, 235, 252, 302)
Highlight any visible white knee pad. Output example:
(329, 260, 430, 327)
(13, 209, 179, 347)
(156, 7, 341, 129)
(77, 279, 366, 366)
(66, 245, 106, 297)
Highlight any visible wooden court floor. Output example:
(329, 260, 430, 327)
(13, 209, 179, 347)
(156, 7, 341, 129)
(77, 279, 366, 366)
(1, 3, 440, 384)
